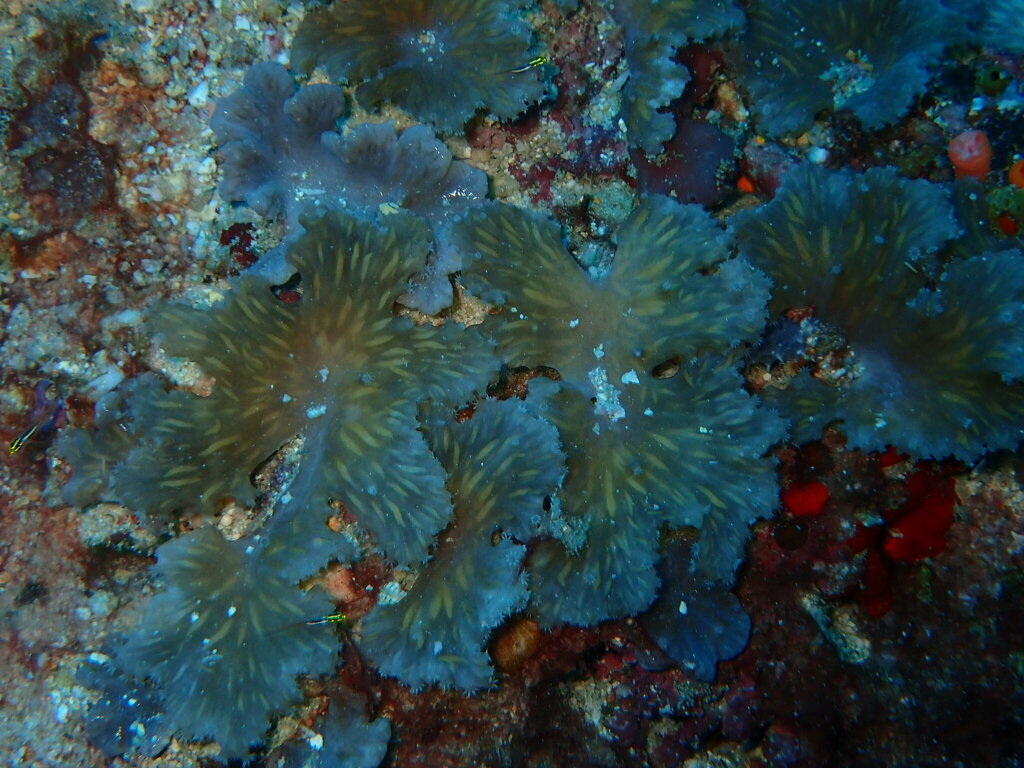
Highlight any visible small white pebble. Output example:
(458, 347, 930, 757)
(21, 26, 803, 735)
(196, 156, 217, 176)
(807, 146, 829, 165)
(187, 81, 209, 108)
(84, 366, 125, 395)
(378, 581, 407, 605)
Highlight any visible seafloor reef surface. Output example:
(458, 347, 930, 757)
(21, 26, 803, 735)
(1, 0, 1024, 766)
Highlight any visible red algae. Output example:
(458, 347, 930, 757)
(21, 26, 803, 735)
(877, 445, 908, 469)
(846, 463, 959, 614)
(218, 222, 258, 268)
(997, 211, 1021, 236)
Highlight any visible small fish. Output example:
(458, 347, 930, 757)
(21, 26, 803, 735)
(303, 610, 349, 627)
(9, 380, 65, 455)
(9, 423, 40, 455)
(507, 55, 547, 74)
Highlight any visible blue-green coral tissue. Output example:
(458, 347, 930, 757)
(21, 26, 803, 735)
(735, 163, 1024, 459)
(117, 527, 338, 761)
(360, 398, 565, 690)
(452, 196, 785, 624)
(118, 211, 495, 564)
(732, 0, 959, 136)
(292, 0, 547, 132)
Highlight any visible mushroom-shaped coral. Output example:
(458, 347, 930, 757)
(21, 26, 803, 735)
(734, 163, 1024, 459)
(452, 196, 767, 391)
(211, 62, 347, 221)
(640, 537, 751, 681)
(526, 361, 784, 625)
(731, 0, 959, 137)
(116, 527, 339, 762)
(451, 197, 784, 625)
(212, 64, 486, 229)
(65, 211, 497, 567)
(359, 398, 564, 689)
(212, 63, 487, 310)
(607, 0, 743, 155)
(291, 0, 547, 132)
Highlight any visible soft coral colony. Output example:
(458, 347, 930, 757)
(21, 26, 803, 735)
(55, 0, 1024, 763)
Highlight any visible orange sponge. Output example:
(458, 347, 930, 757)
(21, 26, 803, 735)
(948, 129, 992, 181)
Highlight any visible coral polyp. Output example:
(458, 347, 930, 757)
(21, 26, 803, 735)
(292, 0, 548, 132)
